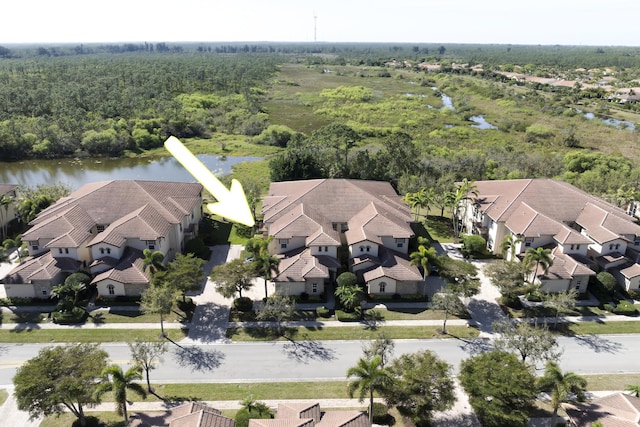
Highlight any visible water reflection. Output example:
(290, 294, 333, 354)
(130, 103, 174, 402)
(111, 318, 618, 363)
(0, 154, 262, 189)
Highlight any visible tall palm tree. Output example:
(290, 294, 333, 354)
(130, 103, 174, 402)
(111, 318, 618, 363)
(447, 179, 478, 241)
(142, 249, 165, 276)
(255, 252, 280, 299)
(346, 355, 393, 423)
(523, 247, 554, 284)
(95, 364, 147, 424)
(501, 234, 523, 261)
(536, 361, 587, 427)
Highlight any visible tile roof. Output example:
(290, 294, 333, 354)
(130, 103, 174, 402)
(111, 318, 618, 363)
(544, 247, 596, 280)
(274, 248, 340, 282)
(89, 204, 173, 248)
(2, 252, 80, 284)
(345, 202, 412, 246)
(91, 247, 150, 285)
(362, 247, 422, 282)
(505, 202, 563, 237)
(564, 392, 640, 427)
(262, 179, 410, 227)
(31, 180, 201, 229)
(0, 184, 18, 195)
(621, 263, 640, 279)
(472, 179, 629, 225)
(577, 203, 640, 244)
(129, 402, 234, 427)
(23, 204, 94, 248)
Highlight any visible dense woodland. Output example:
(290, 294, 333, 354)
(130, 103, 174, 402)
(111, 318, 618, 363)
(2, 42, 640, 202)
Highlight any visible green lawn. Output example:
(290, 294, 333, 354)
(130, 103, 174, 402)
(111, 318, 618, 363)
(0, 328, 186, 343)
(226, 325, 479, 341)
(0, 389, 7, 406)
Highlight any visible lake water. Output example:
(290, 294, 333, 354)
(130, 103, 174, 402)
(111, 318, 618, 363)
(0, 154, 262, 190)
(582, 111, 636, 131)
(470, 115, 498, 130)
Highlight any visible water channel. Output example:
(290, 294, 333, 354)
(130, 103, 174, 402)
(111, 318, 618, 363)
(0, 154, 262, 190)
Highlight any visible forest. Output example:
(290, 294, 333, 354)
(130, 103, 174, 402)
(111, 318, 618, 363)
(1, 42, 640, 202)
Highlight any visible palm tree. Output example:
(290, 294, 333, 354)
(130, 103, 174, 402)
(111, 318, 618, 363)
(625, 383, 640, 397)
(523, 247, 554, 284)
(537, 361, 587, 427)
(255, 252, 280, 300)
(501, 234, 523, 261)
(335, 283, 362, 312)
(410, 244, 438, 295)
(142, 249, 165, 276)
(346, 355, 393, 423)
(447, 179, 478, 241)
(96, 364, 147, 424)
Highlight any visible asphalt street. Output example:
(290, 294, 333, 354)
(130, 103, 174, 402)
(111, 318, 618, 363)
(1, 334, 639, 387)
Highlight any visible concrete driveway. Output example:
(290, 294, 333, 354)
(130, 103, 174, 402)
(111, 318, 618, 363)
(0, 388, 41, 427)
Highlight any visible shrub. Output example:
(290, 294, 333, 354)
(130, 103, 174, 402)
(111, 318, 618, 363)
(501, 293, 522, 308)
(316, 306, 331, 318)
(371, 402, 393, 425)
(336, 272, 358, 288)
(234, 297, 254, 312)
(392, 293, 401, 300)
(597, 272, 618, 295)
(184, 238, 212, 260)
(52, 306, 87, 324)
(461, 235, 488, 259)
(300, 292, 309, 301)
(612, 300, 638, 316)
(604, 303, 615, 312)
(629, 290, 640, 301)
(235, 407, 273, 427)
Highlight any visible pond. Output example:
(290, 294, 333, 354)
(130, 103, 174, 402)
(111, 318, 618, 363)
(582, 111, 636, 131)
(470, 115, 498, 130)
(0, 154, 263, 190)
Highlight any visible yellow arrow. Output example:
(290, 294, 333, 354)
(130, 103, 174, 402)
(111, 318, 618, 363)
(164, 136, 255, 227)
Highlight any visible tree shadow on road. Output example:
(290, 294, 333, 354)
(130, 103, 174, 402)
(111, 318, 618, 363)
(187, 302, 230, 343)
(574, 334, 624, 353)
(282, 333, 337, 363)
(447, 331, 494, 355)
(173, 346, 225, 372)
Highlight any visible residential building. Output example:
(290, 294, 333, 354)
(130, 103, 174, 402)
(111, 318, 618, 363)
(462, 179, 640, 293)
(249, 402, 370, 427)
(130, 402, 235, 427)
(0, 180, 202, 298)
(261, 179, 422, 297)
(564, 392, 640, 427)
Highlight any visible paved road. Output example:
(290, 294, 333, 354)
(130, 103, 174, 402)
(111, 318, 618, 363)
(1, 333, 639, 387)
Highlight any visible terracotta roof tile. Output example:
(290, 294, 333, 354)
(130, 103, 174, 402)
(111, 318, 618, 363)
(91, 247, 149, 285)
(2, 252, 79, 284)
(362, 247, 422, 282)
(564, 392, 640, 427)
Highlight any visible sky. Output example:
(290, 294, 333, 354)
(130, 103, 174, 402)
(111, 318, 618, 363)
(2, 0, 639, 46)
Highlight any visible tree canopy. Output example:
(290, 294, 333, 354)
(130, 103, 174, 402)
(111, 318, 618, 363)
(13, 343, 108, 427)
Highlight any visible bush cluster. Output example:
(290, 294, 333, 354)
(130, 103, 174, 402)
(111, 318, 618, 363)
(234, 297, 254, 312)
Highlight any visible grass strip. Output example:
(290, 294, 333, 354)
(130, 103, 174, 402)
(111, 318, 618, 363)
(0, 328, 186, 343)
(226, 325, 479, 341)
(0, 389, 7, 406)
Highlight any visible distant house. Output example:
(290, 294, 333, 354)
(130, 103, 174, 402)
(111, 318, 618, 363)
(0, 183, 18, 239)
(564, 392, 640, 427)
(1, 180, 202, 298)
(462, 179, 640, 293)
(260, 179, 421, 297)
(249, 402, 370, 427)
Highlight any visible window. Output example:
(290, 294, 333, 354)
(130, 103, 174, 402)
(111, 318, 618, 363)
(146, 240, 156, 250)
(359, 245, 364, 252)
(41, 289, 47, 296)
(324, 246, 328, 252)
(312, 283, 318, 293)
(279, 239, 288, 249)
(615, 244, 620, 250)
(96, 225, 105, 232)
(106, 248, 111, 254)
(58, 248, 63, 254)
(524, 237, 534, 247)
(340, 223, 349, 232)
(30, 241, 38, 250)
(570, 244, 575, 250)
(318, 246, 323, 252)
(332, 223, 338, 231)
(100, 248, 105, 255)
(366, 246, 371, 252)
(379, 281, 386, 293)
(576, 244, 581, 250)
(396, 238, 405, 248)
(107, 284, 115, 295)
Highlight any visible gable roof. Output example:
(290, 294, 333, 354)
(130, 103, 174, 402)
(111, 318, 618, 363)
(345, 202, 413, 246)
(361, 247, 423, 282)
(472, 179, 630, 225)
(91, 247, 150, 285)
(262, 179, 410, 227)
(274, 248, 340, 282)
(564, 392, 640, 427)
(3, 251, 79, 284)
(0, 184, 18, 196)
(129, 402, 235, 427)
(577, 203, 640, 244)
